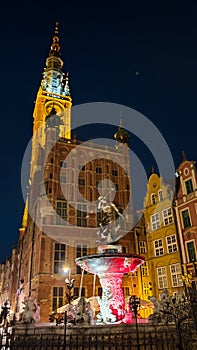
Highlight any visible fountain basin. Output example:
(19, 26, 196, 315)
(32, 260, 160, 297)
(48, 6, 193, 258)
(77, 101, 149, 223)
(75, 246, 144, 324)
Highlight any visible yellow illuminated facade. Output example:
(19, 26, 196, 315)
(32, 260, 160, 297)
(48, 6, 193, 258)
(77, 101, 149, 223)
(144, 172, 183, 299)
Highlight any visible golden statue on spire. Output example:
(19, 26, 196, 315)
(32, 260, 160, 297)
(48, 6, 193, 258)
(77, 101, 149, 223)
(49, 21, 60, 56)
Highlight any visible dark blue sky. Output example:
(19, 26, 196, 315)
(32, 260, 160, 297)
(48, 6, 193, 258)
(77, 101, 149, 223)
(0, 1, 197, 262)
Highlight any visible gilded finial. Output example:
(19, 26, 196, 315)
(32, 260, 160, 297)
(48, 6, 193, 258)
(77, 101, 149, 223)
(49, 21, 61, 56)
(55, 21, 59, 36)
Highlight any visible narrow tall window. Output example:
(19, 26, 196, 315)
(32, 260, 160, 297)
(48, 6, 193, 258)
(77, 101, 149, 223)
(182, 209, 191, 229)
(185, 179, 193, 194)
(162, 208, 173, 226)
(77, 204, 87, 227)
(170, 264, 183, 287)
(52, 287, 64, 311)
(157, 266, 168, 289)
(141, 261, 148, 276)
(54, 243, 66, 274)
(56, 200, 67, 225)
(96, 167, 102, 174)
(76, 245, 87, 274)
(151, 213, 160, 231)
(158, 189, 163, 202)
(187, 241, 196, 262)
(151, 194, 156, 205)
(139, 241, 147, 254)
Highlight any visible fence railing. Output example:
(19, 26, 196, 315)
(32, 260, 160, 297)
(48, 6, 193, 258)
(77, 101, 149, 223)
(0, 330, 177, 350)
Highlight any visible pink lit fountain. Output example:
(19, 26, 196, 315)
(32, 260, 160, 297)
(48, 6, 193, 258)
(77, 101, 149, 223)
(75, 192, 144, 324)
(76, 244, 144, 324)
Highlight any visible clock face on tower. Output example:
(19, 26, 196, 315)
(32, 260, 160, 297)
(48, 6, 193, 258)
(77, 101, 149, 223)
(45, 100, 65, 118)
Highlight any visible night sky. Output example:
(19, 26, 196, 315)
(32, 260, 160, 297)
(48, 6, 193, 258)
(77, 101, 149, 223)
(0, 1, 197, 262)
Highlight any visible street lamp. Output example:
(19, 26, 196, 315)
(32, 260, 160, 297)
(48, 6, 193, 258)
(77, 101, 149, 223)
(62, 266, 75, 350)
(63, 266, 75, 305)
(130, 295, 140, 350)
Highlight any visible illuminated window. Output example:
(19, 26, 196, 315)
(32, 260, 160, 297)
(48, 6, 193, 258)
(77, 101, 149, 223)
(54, 243, 66, 274)
(185, 179, 193, 194)
(154, 239, 164, 256)
(157, 266, 168, 289)
(166, 234, 178, 253)
(143, 282, 150, 295)
(56, 200, 67, 225)
(170, 263, 183, 287)
(162, 208, 173, 226)
(158, 189, 163, 202)
(76, 245, 87, 274)
(151, 213, 160, 231)
(52, 287, 64, 311)
(182, 209, 191, 229)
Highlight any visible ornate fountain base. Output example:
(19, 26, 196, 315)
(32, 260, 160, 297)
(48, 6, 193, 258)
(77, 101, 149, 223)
(75, 245, 144, 324)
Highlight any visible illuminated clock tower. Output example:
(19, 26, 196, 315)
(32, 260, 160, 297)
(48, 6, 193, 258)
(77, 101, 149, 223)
(31, 22, 72, 179)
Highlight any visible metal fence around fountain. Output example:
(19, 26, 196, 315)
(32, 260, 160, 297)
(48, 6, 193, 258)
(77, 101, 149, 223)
(0, 329, 178, 350)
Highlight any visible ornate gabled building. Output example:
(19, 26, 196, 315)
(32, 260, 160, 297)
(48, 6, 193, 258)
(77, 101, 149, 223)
(15, 23, 136, 322)
(144, 171, 183, 299)
(173, 152, 197, 287)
